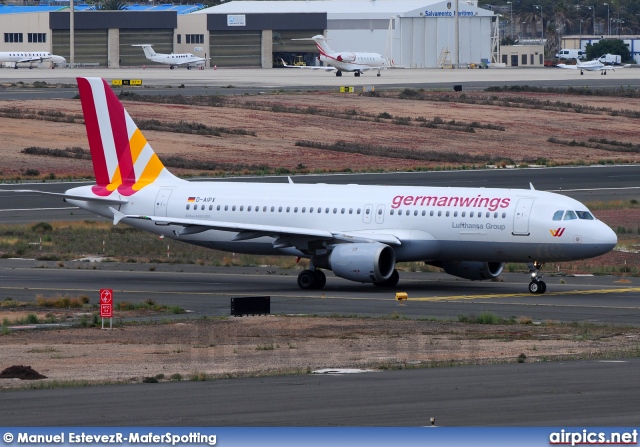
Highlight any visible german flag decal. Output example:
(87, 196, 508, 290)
(187, 197, 196, 203)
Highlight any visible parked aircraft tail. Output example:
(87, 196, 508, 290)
(132, 44, 157, 59)
(77, 77, 183, 197)
(310, 35, 333, 57)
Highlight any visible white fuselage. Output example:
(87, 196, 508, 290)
(66, 182, 617, 264)
(149, 53, 205, 67)
(320, 52, 389, 73)
(0, 51, 66, 66)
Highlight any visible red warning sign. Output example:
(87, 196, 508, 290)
(100, 289, 113, 318)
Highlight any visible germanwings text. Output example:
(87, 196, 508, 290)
(392, 195, 510, 211)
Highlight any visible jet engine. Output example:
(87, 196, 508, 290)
(336, 52, 356, 62)
(437, 261, 505, 281)
(313, 243, 396, 283)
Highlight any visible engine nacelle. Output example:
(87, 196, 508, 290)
(313, 243, 396, 283)
(336, 52, 356, 63)
(439, 261, 504, 281)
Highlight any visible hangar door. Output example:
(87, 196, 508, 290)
(272, 30, 323, 67)
(209, 31, 261, 67)
(119, 29, 173, 67)
(52, 29, 108, 66)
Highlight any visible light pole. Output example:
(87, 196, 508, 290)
(579, 18, 583, 38)
(587, 6, 596, 35)
(533, 5, 543, 44)
(507, 1, 513, 39)
(604, 3, 609, 35)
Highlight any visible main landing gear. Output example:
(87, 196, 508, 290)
(354, 71, 361, 77)
(297, 269, 327, 290)
(528, 261, 546, 294)
(335, 70, 342, 77)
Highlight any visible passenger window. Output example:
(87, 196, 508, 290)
(209, 205, 213, 211)
(349, 208, 353, 214)
(310, 207, 314, 213)
(378, 209, 382, 215)
(357, 209, 361, 214)
(232, 206, 236, 211)
(247, 206, 252, 211)
(217, 205, 221, 211)
(470, 212, 474, 217)
(502, 212, 506, 218)
(414, 210, 418, 216)
(493, 212, 497, 218)
(278, 206, 282, 212)
(271, 206, 275, 212)
(438, 211, 442, 217)
(564, 210, 577, 220)
(239, 206, 243, 211)
(553, 210, 564, 221)
(333, 208, 337, 214)
(201, 205, 204, 210)
(390, 210, 395, 215)
(462, 212, 466, 217)
(341, 208, 345, 214)
(422, 211, 426, 216)
(453, 211, 458, 217)
(446, 211, 450, 217)
(485, 212, 489, 218)
(302, 207, 306, 213)
(286, 207, 290, 212)
(576, 211, 594, 220)
(430, 211, 434, 217)
(326, 208, 330, 213)
(186, 204, 190, 210)
(224, 205, 228, 211)
(294, 207, 298, 213)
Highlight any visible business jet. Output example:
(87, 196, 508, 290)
(557, 58, 631, 75)
(0, 51, 66, 69)
(132, 44, 207, 70)
(281, 35, 395, 77)
(3, 77, 618, 294)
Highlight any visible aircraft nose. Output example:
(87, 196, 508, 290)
(592, 223, 618, 255)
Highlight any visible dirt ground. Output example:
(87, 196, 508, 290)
(1, 89, 640, 177)
(2, 315, 640, 389)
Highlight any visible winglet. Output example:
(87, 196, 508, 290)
(110, 207, 126, 225)
(529, 182, 535, 190)
(288, 176, 294, 184)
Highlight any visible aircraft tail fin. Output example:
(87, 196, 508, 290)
(311, 35, 332, 57)
(76, 77, 183, 197)
(132, 44, 157, 59)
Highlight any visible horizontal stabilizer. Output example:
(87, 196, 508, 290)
(0, 189, 128, 205)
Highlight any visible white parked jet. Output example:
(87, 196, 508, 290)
(0, 51, 66, 69)
(132, 44, 207, 70)
(5, 77, 617, 294)
(282, 35, 395, 77)
(557, 58, 631, 75)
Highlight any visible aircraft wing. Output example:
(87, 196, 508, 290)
(0, 189, 128, 205)
(556, 64, 578, 70)
(17, 56, 52, 63)
(113, 211, 401, 247)
(281, 59, 335, 71)
(173, 60, 206, 66)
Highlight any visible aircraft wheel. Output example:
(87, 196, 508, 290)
(336, 71, 342, 77)
(373, 269, 399, 287)
(528, 280, 546, 294)
(297, 270, 316, 289)
(170, 66, 175, 70)
(313, 270, 326, 289)
(377, 73, 381, 77)
(355, 72, 360, 77)
(187, 66, 191, 70)
(14, 66, 18, 69)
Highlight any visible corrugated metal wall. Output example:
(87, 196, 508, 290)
(209, 31, 261, 67)
(119, 28, 173, 66)
(52, 29, 108, 65)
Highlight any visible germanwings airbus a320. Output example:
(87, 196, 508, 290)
(282, 35, 395, 77)
(132, 44, 207, 69)
(7, 77, 617, 294)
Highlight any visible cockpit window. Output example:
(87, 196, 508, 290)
(563, 210, 578, 220)
(576, 211, 594, 220)
(552, 210, 564, 221)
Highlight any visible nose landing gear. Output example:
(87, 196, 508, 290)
(528, 261, 546, 294)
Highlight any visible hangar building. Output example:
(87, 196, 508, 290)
(0, 0, 497, 69)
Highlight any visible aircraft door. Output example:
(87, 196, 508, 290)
(512, 198, 534, 236)
(363, 204, 373, 224)
(375, 204, 385, 224)
(155, 189, 173, 217)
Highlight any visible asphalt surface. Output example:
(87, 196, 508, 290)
(2, 359, 639, 426)
(1, 69, 640, 426)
